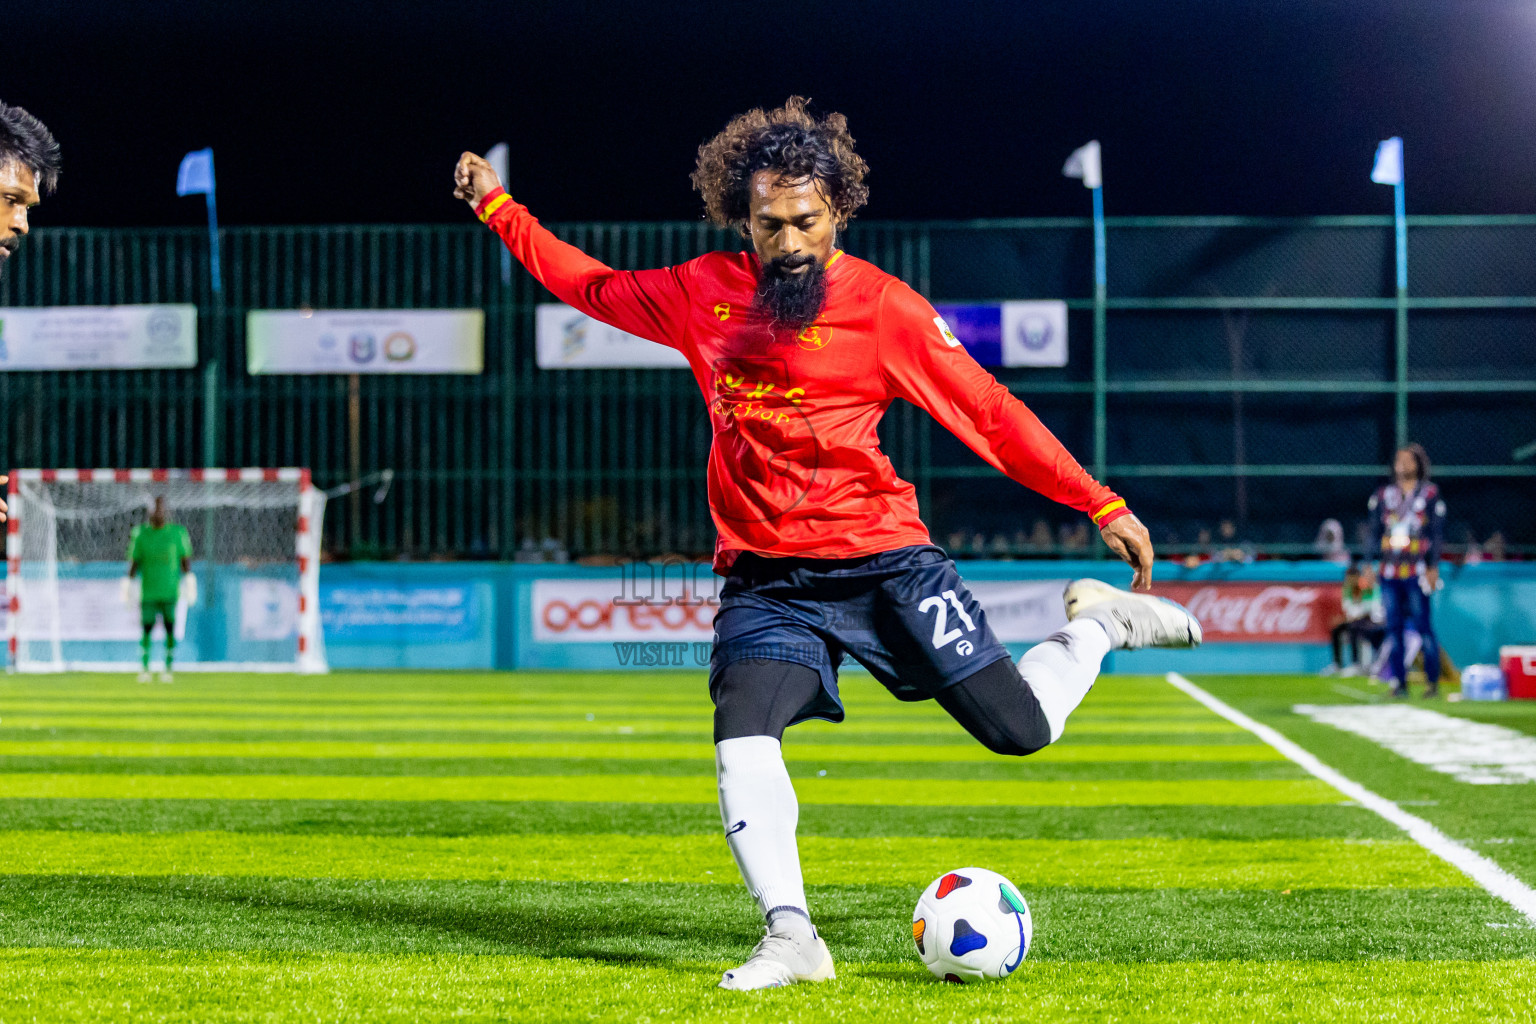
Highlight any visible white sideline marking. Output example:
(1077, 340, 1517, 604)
(1165, 672, 1536, 926)
(1294, 704, 1536, 785)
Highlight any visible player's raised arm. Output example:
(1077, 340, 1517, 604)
(454, 151, 691, 349)
(877, 281, 1155, 589)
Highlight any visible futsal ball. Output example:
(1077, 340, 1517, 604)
(912, 867, 1033, 983)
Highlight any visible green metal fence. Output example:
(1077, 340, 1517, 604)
(2, 215, 1532, 559)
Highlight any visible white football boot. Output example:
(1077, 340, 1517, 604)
(1063, 578, 1203, 650)
(136, 671, 153, 683)
(718, 919, 836, 991)
(157, 670, 174, 684)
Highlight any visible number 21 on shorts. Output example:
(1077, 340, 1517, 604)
(919, 590, 977, 651)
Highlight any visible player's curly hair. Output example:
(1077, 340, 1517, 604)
(691, 97, 870, 234)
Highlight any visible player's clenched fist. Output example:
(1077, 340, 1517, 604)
(1099, 512, 1155, 591)
(454, 152, 502, 208)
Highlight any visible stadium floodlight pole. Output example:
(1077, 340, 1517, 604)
(178, 148, 224, 468)
(485, 142, 516, 555)
(486, 143, 512, 286)
(1372, 136, 1409, 447)
(1063, 141, 1107, 482)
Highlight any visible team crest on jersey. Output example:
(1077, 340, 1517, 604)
(713, 303, 731, 321)
(932, 316, 962, 349)
(796, 322, 832, 351)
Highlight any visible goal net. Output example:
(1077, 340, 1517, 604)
(7, 468, 326, 673)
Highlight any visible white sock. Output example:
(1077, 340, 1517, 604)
(716, 735, 812, 930)
(1019, 619, 1112, 742)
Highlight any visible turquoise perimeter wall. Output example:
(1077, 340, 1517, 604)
(312, 560, 1536, 675)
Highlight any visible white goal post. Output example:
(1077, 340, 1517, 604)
(6, 468, 326, 673)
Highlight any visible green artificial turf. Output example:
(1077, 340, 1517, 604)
(2, 670, 1534, 1024)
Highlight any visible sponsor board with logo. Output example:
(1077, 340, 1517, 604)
(0, 304, 196, 370)
(1149, 582, 1343, 643)
(246, 309, 484, 374)
(10, 579, 187, 641)
(535, 304, 688, 369)
(932, 301, 1068, 368)
(531, 577, 716, 642)
(965, 581, 1071, 643)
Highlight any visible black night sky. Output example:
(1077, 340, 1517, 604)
(17, 0, 1536, 228)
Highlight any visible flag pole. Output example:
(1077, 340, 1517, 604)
(1091, 181, 1107, 483)
(204, 183, 222, 469)
(205, 189, 223, 296)
(1392, 169, 1408, 448)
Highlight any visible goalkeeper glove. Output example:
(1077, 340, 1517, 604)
(120, 577, 139, 608)
(180, 574, 199, 607)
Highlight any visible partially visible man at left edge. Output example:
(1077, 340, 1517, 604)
(0, 100, 61, 523)
(0, 100, 60, 276)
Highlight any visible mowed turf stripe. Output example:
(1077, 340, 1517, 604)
(0, 831, 1467, 889)
(0, 739, 1280, 762)
(0, 714, 1245, 737)
(4, 878, 1528, 963)
(0, 755, 1318, 782)
(0, 772, 1341, 805)
(0, 798, 1396, 840)
(4, 950, 1536, 1024)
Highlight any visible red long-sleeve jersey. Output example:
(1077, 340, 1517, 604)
(477, 188, 1130, 573)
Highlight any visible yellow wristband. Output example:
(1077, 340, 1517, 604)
(1091, 499, 1128, 526)
(477, 193, 513, 224)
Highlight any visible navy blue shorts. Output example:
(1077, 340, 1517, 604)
(709, 544, 1012, 726)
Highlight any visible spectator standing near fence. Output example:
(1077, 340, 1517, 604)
(1368, 444, 1445, 698)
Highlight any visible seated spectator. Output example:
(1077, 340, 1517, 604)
(1322, 562, 1386, 677)
(1314, 519, 1350, 565)
(1182, 527, 1214, 569)
(1214, 519, 1256, 564)
(1057, 521, 1091, 553)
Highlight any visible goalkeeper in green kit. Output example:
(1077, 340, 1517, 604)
(124, 497, 195, 682)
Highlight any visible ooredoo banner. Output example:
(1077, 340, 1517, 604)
(0, 304, 197, 370)
(1149, 582, 1343, 643)
(531, 578, 716, 642)
(247, 310, 484, 374)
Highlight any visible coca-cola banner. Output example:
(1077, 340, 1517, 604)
(1149, 582, 1342, 643)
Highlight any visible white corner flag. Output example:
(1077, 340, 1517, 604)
(1063, 140, 1102, 189)
(176, 148, 216, 196)
(1371, 137, 1403, 185)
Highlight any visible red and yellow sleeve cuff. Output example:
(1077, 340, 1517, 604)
(475, 187, 513, 224)
(1091, 499, 1130, 528)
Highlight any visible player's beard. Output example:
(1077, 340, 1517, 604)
(755, 254, 827, 332)
(0, 234, 19, 274)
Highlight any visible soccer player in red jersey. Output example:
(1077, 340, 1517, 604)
(457, 98, 1201, 989)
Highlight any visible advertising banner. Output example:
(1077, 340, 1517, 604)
(966, 580, 1071, 643)
(239, 578, 300, 641)
(535, 303, 688, 369)
(531, 578, 716, 642)
(320, 582, 483, 643)
(933, 301, 1068, 368)
(0, 305, 197, 370)
(1149, 582, 1342, 643)
(17, 579, 185, 640)
(247, 310, 484, 374)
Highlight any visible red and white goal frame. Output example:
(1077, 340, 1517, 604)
(6, 467, 327, 673)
